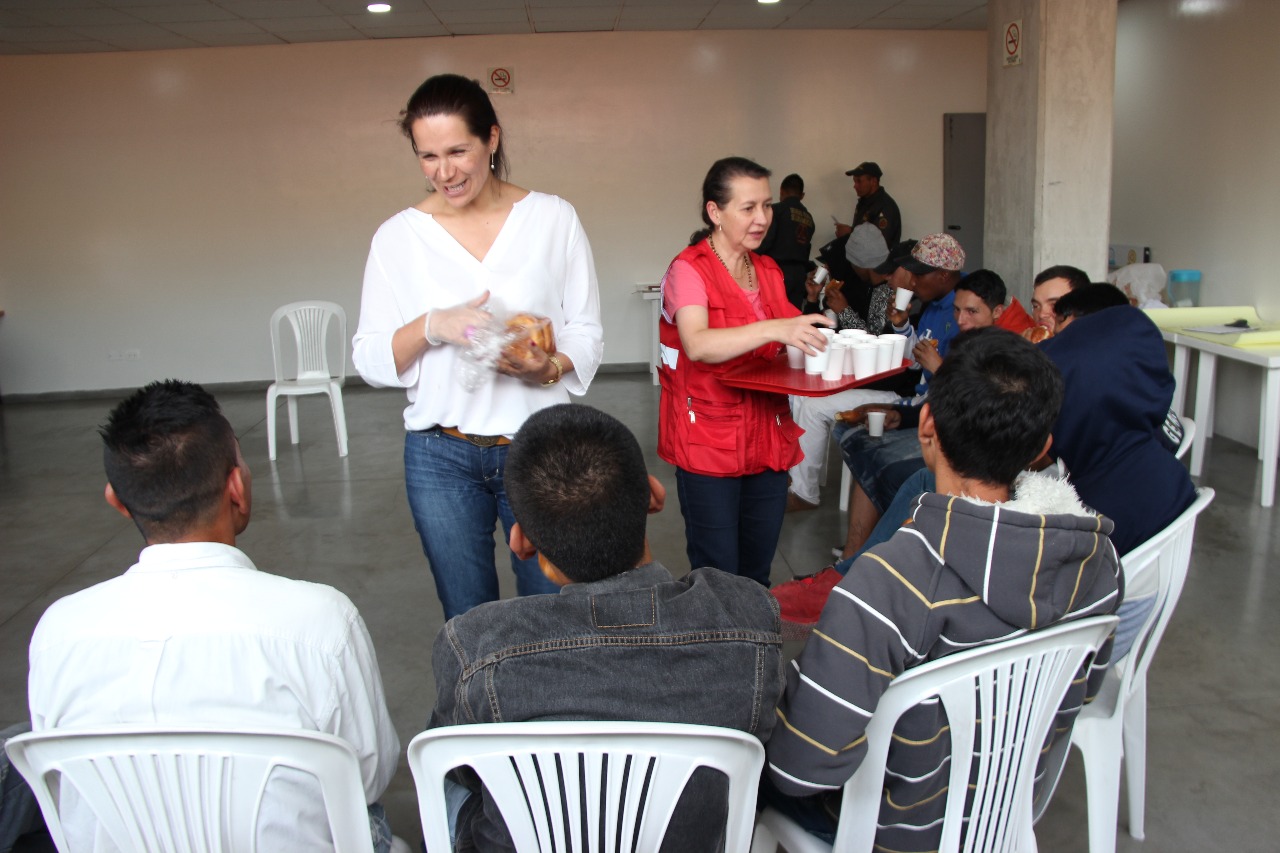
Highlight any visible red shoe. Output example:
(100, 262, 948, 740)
(772, 567, 843, 626)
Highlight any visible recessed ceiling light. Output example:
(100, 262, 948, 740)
(368, 3, 391, 12)
(758, 0, 781, 4)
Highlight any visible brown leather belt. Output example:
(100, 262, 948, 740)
(440, 426, 511, 447)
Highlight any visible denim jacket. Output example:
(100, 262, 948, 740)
(428, 562, 784, 852)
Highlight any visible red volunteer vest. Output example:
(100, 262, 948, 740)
(657, 240, 804, 476)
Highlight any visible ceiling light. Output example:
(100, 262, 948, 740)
(758, 0, 781, 4)
(368, 3, 391, 12)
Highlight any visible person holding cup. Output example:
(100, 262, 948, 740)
(658, 157, 834, 585)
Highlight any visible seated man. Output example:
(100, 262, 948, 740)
(27, 381, 401, 852)
(1024, 263, 1090, 339)
(799, 224, 892, 333)
(774, 270, 1020, 624)
(428, 403, 784, 853)
(787, 233, 965, 510)
(764, 328, 1121, 848)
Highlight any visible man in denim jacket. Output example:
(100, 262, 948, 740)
(427, 403, 785, 853)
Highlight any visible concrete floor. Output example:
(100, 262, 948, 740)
(2, 373, 1277, 850)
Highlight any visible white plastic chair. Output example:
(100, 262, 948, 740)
(4, 725, 375, 852)
(1057, 487, 1213, 853)
(407, 721, 765, 853)
(751, 615, 1119, 853)
(267, 300, 348, 460)
(1174, 415, 1195, 461)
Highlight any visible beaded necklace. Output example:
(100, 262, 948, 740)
(708, 235, 756, 291)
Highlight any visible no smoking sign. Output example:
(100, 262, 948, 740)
(1003, 19, 1023, 67)
(488, 67, 514, 94)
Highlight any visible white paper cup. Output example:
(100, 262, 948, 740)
(874, 337, 896, 373)
(894, 287, 914, 311)
(813, 265, 830, 286)
(843, 342, 857, 375)
(786, 344, 805, 369)
(884, 333, 908, 366)
(821, 347, 844, 380)
(867, 411, 887, 437)
(852, 342, 879, 379)
(804, 346, 830, 375)
(819, 327, 837, 340)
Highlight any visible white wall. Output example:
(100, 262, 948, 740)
(1112, 0, 1280, 446)
(0, 29, 986, 395)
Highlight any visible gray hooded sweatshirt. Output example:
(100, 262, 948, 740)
(767, 472, 1121, 850)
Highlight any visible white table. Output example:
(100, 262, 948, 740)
(1162, 328, 1280, 507)
(640, 289, 661, 385)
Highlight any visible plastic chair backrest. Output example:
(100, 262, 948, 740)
(832, 615, 1118, 853)
(408, 721, 765, 853)
(270, 300, 346, 384)
(4, 725, 374, 853)
(1174, 416, 1195, 460)
(1112, 486, 1213, 700)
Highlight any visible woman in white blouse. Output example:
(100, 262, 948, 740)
(353, 74, 603, 619)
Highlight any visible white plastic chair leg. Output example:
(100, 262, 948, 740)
(1123, 681, 1149, 840)
(749, 820, 778, 853)
(329, 383, 348, 458)
(1075, 712, 1124, 853)
(266, 388, 279, 461)
(287, 396, 300, 445)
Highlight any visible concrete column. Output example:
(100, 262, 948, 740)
(984, 0, 1117, 299)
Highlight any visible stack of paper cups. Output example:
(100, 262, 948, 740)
(883, 333, 908, 366)
(821, 342, 845, 380)
(852, 341, 879, 379)
(874, 336, 896, 373)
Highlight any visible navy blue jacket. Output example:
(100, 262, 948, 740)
(1040, 305, 1196, 554)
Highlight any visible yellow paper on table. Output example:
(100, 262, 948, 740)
(1143, 305, 1280, 346)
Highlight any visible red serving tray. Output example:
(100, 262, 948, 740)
(721, 355, 911, 397)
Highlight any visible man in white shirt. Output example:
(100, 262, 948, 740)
(27, 380, 402, 852)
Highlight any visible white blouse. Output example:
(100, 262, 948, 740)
(353, 191, 604, 435)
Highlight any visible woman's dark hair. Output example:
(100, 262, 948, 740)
(689, 156, 771, 246)
(398, 74, 508, 181)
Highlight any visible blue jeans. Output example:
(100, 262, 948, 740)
(675, 468, 788, 586)
(834, 422, 927, 514)
(405, 430, 558, 620)
(836, 468, 936, 576)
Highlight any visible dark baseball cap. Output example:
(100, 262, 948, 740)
(873, 239, 918, 275)
(844, 161, 883, 178)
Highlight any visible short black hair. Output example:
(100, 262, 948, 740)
(1053, 283, 1129, 321)
(928, 328, 1064, 487)
(505, 404, 650, 584)
(1033, 265, 1090, 291)
(954, 269, 1007, 310)
(779, 173, 804, 194)
(99, 380, 239, 541)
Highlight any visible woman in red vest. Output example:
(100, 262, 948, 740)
(658, 157, 834, 585)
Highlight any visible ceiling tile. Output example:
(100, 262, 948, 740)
(357, 23, 451, 37)
(189, 31, 285, 45)
(129, 6, 241, 23)
(216, 0, 335, 18)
